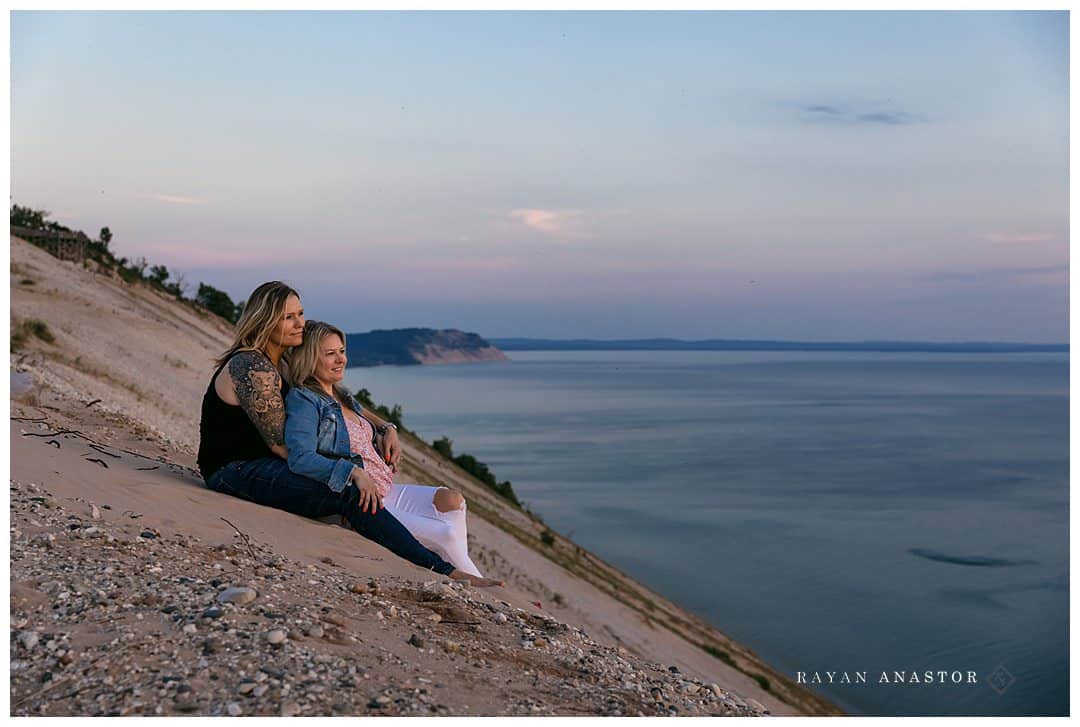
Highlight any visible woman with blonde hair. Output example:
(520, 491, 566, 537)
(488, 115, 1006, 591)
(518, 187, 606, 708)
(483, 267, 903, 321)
(197, 281, 499, 585)
(284, 320, 489, 579)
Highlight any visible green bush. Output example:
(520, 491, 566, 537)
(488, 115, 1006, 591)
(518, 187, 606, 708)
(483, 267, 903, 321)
(11, 204, 55, 230)
(492, 480, 521, 506)
(540, 530, 555, 546)
(433, 436, 454, 459)
(196, 283, 241, 324)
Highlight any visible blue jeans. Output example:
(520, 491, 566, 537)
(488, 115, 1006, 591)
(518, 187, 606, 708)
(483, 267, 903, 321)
(205, 457, 456, 576)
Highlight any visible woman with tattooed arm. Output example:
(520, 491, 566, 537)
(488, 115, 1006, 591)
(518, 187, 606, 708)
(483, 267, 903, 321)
(196, 281, 501, 587)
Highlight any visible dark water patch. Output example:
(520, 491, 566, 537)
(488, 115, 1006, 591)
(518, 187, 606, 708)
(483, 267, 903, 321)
(909, 548, 1039, 567)
(939, 576, 1068, 610)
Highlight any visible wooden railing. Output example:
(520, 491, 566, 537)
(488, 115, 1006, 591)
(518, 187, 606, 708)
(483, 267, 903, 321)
(11, 226, 90, 262)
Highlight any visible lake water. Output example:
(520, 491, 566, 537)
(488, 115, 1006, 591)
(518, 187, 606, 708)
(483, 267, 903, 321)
(343, 350, 1069, 716)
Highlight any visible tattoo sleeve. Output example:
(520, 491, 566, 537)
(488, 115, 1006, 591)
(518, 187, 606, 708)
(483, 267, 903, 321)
(228, 351, 285, 448)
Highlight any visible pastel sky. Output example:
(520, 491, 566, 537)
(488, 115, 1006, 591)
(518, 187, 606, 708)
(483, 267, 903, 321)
(11, 11, 1069, 342)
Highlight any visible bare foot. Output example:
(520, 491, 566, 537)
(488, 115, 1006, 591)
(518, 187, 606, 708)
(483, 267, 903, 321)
(449, 569, 504, 587)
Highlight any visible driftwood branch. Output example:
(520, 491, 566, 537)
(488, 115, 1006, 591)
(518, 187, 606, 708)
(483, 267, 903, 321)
(87, 443, 121, 458)
(13, 676, 73, 707)
(22, 429, 79, 438)
(220, 517, 258, 561)
(14, 420, 176, 466)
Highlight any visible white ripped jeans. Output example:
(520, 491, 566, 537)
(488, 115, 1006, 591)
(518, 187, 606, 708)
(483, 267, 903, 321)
(381, 483, 482, 577)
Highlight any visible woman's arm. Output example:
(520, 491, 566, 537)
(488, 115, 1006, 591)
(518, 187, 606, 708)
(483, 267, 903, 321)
(284, 389, 357, 492)
(226, 351, 289, 459)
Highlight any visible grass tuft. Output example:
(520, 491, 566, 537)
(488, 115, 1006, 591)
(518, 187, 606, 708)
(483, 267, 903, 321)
(701, 643, 736, 666)
(11, 317, 55, 350)
(25, 319, 54, 343)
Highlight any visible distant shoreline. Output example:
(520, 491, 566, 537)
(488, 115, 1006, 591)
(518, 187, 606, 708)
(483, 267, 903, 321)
(490, 338, 1068, 354)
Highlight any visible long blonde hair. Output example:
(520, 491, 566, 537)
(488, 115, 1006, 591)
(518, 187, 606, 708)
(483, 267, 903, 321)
(287, 320, 352, 404)
(214, 281, 300, 368)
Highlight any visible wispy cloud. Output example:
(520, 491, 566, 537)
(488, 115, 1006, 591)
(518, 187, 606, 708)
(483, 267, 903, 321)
(132, 191, 208, 206)
(149, 244, 296, 268)
(801, 103, 921, 126)
(917, 264, 1068, 283)
(984, 232, 1057, 244)
(805, 104, 842, 115)
(507, 208, 589, 240)
(397, 256, 520, 274)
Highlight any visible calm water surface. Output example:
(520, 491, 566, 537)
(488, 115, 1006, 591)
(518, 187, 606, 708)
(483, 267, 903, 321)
(344, 350, 1068, 716)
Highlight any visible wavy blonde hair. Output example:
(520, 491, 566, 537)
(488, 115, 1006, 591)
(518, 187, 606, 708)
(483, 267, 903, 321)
(287, 320, 352, 403)
(214, 281, 300, 368)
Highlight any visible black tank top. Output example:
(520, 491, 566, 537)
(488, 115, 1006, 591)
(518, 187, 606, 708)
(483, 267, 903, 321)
(196, 353, 290, 481)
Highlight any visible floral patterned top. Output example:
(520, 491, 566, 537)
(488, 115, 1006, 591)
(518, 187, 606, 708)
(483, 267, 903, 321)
(343, 411, 393, 497)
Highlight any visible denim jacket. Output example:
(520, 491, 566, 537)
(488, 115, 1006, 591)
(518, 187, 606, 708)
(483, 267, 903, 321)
(284, 386, 369, 493)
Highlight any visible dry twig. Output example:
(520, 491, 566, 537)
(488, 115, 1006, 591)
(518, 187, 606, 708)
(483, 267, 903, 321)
(14, 676, 73, 707)
(88, 443, 121, 458)
(220, 517, 258, 561)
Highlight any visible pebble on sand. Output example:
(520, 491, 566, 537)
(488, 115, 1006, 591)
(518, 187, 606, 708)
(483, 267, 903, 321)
(217, 587, 257, 605)
(11, 371, 35, 397)
(746, 698, 769, 713)
(18, 631, 39, 650)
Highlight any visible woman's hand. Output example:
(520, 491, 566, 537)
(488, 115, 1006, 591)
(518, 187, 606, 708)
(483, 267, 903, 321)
(383, 428, 402, 472)
(350, 467, 383, 514)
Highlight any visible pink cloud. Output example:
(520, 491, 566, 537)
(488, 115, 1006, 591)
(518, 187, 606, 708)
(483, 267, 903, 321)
(508, 208, 588, 239)
(132, 191, 208, 206)
(984, 232, 1056, 243)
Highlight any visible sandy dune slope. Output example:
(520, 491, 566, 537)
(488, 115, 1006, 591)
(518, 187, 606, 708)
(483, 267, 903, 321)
(9, 235, 840, 715)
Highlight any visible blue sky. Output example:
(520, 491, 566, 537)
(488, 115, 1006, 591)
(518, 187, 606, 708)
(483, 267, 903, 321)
(11, 11, 1069, 341)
